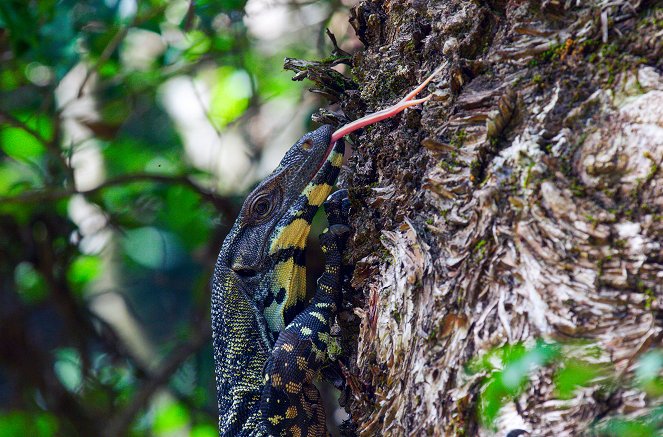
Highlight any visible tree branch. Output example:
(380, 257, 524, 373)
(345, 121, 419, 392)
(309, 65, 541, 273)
(0, 172, 238, 217)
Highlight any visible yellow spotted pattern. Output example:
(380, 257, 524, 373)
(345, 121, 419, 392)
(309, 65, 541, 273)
(310, 312, 326, 323)
(296, 356, 307, 370)
(285, 381, 302, 394)
(329, 150, 343, 167)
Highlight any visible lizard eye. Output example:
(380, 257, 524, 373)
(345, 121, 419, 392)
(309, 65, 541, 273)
(254, 198, 270, 216)
(247, 192, 277, 223)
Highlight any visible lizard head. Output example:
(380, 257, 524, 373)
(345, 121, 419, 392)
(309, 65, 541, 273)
(218, 124, 345, 334)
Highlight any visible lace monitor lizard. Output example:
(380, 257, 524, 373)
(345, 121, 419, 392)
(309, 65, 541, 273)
(211, 66, 441, 436)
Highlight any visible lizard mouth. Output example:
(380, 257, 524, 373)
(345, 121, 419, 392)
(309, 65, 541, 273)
(232, 266, 258, 278)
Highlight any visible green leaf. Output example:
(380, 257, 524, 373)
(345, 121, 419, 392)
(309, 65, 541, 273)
(0, 126, 47, 161)
(0, 2, 39, 55)
(0, 411, 58, 437)
(244, 50, 303, 99)
(598, 418, 656, 437)
(0, 161, 30, 195)
(86, 23, 122, 61)
(0, 112, 53, 163)
(14, 261, 47, 304)
(475, 341, 562, 428)
(212, 33, 234, 52)
(635, 350, 663, 397)
(67, 255, 102, 295)
(102, 139, 155, 176)
(501, 341, 560, 393)
(191, 423, 217, 437)
(182, 30, 211, 62)
(0, 68, 21, 91)
(122, 226, 185, 269)
(54, 348, 83, 393)
(159, 185, 212, 249)
(35, 413, 59, 437)
(152, 402, 189, 435)
(479, 377, 506, 427)
(554, 360, 601, 399)
(209, 66, 251, 127)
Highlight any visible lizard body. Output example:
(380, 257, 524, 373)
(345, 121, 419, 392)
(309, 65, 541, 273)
(212, 66, 441, 436)
(211, 125, 346, 436)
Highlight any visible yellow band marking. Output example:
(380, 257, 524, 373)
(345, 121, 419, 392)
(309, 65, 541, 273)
(270, 218, 310, 253)
(273, 258, 306, 315)
(304, 183, 333, 206)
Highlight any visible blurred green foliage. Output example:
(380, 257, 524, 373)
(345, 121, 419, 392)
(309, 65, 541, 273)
(0, 0, 346, 435)
(469, 340, 663, 435)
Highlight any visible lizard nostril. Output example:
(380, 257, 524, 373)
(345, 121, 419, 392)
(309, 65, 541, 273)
(301, 139, 313, 151)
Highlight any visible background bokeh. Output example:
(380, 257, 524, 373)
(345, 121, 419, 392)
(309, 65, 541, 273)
(0, 0, 358, 435)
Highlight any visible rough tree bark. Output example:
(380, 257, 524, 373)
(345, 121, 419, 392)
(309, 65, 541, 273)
(310, 1, 662, 435)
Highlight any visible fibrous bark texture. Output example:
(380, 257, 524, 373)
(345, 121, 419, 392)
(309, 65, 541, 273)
(335, 1, 663, 435)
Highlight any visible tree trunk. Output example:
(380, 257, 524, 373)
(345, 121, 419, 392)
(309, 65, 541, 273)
(333, 1, 663, 435)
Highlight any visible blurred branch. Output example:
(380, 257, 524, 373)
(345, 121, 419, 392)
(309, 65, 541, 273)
(0, 172, 238, 217)
(284, 56, 356, 102)
(76, 26, 129, 99)
(0, 109, 49, 143)
(103, 316, 212, 437)
(0, 109, 76, 187)
(75, 4, 168, 100)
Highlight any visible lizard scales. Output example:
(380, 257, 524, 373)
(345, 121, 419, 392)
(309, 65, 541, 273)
(211, 66, 441, 436)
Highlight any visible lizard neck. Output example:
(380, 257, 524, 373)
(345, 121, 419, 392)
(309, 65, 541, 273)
(211, 264, 271, 435)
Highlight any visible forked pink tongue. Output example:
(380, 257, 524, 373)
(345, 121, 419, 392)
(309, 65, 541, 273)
(329, 95, 432, 146)
(327, 64, 443, 154)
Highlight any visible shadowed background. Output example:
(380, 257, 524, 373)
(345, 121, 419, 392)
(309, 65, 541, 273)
(0, 0, 358, 435)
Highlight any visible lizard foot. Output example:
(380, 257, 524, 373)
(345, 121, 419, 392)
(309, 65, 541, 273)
(323, 189, 350, 228)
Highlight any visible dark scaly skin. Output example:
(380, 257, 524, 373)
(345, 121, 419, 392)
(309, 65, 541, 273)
(211, 125, 347, 436)
(261, 193, 349, 436)
(211, 66, 439, 436)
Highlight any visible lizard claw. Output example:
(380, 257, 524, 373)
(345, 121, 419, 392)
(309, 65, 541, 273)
(327, 223, 350, 239)
(319, 224, 350, 249)
(324, 189, 350, 227)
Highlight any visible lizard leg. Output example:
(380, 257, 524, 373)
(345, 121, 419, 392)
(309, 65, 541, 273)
(261, 191, 350, 437)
